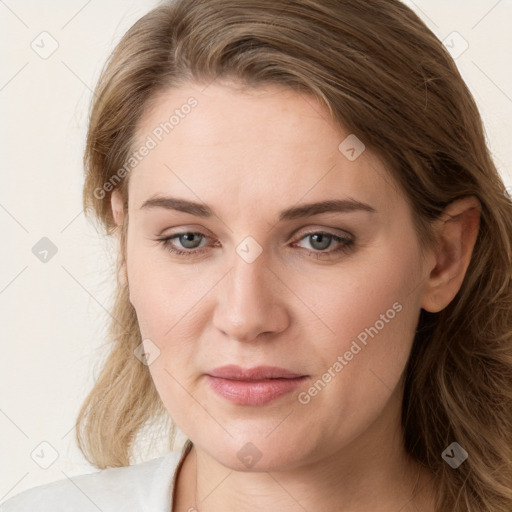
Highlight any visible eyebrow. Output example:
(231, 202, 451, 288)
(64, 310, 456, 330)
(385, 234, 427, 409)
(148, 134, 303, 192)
(140, 196, 377, 221)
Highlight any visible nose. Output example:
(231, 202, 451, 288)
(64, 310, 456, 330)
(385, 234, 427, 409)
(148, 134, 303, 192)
(212, 249, 289, 343)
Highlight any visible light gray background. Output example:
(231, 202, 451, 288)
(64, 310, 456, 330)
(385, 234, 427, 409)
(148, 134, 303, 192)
(1, 0, 511, 503)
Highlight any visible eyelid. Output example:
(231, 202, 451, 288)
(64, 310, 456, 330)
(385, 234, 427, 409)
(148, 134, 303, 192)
(291, 225, 354, 241)
(158, 224, 215, 237)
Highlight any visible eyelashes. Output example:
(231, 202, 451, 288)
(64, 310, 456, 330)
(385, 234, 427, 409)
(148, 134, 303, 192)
(156, 230, 355, 260)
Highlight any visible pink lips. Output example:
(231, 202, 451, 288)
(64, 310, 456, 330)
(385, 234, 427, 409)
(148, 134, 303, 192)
(205, 365, 308, 406)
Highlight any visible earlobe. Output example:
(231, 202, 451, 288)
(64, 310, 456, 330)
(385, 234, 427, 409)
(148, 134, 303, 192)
(421, 196, 481, 313)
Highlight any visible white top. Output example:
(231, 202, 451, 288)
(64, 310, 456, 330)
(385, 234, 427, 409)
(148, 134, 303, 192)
(0, 441, 192, 512)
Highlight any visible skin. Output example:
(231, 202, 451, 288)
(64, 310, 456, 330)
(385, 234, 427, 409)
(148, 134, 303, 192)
(111, 80, 481, 512)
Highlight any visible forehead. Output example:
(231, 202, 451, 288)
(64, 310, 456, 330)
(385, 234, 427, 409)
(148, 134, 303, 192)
(128, 81, 402, 215)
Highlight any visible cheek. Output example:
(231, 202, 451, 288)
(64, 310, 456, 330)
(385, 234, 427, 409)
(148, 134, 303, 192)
(128, 256, 205, 424)
(299, 237, 421, 349)
(126, 245, 217, 418)
(126, 235, 205, 339)
(297, 245, 423, 428)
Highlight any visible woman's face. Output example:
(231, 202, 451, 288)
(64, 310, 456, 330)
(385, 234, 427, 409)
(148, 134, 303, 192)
(118, 81, 430, 471)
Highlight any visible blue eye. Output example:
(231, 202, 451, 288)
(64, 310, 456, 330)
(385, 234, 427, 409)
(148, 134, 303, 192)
(158, 232, 210, 256)
(157, 230, 354, 259)
(293, 232, 354, 259)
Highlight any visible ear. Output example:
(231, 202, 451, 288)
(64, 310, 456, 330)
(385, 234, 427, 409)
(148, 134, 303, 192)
(111, 189, 125, 228)
(111, 189, 128, 286)
(421, 196, 481, 313)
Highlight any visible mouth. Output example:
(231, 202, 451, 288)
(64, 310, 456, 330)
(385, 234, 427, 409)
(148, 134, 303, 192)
(205, 365, 309, 406)
(206, 364, 307, 380)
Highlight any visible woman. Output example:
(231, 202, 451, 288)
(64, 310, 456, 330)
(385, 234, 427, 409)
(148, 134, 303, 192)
(2, 0, 511, 511)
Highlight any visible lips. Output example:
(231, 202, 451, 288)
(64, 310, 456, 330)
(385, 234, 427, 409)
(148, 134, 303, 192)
(205, 365, 308, 406)
(206, 365, 306, 381)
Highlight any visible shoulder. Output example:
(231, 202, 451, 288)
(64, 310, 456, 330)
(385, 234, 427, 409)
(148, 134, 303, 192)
(0, 449, 182, 512)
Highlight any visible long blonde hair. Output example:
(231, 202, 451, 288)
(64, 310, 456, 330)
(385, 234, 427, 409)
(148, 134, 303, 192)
(78, 1, 512, 510)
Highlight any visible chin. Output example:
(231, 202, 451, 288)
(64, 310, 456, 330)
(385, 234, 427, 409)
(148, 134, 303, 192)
(202, 434, 316, 473)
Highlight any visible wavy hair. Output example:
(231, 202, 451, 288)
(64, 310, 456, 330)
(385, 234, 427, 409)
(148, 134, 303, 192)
(77, 1, 512, 510)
